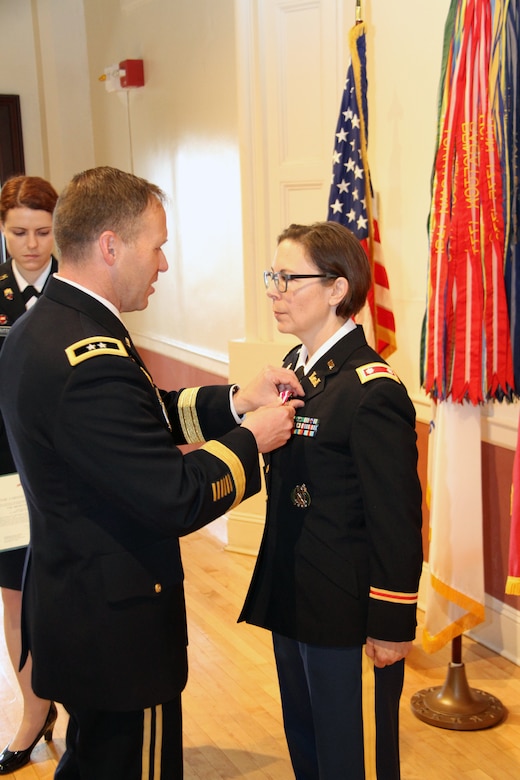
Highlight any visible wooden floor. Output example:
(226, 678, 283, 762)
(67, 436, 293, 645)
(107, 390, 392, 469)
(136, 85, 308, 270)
(1, 519, 520, 779)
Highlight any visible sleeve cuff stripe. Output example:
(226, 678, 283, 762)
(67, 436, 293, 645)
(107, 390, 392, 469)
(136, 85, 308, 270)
(369, 587, 418, 605)
(200, 440, 246, 509)
(178, 387, 205, 443)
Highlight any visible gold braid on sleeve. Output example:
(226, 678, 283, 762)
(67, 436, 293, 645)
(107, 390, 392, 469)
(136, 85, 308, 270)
(200, 440, 246, 509)
(178, 387, 205, 443)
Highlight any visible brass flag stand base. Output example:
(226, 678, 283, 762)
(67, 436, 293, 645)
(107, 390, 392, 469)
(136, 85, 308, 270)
(410, 636, 506, 731)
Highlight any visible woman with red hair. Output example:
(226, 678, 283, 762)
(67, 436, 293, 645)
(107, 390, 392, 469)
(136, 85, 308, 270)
(0, 176, 59, 774)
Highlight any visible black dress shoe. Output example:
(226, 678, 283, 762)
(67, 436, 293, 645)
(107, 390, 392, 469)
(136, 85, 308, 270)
(0, 702, 58, 774)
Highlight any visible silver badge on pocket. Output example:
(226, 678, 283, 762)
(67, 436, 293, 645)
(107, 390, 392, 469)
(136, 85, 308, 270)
(291, 484, 311, 508)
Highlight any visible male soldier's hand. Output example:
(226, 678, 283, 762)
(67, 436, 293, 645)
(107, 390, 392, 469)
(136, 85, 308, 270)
(241, 399, 301, 453)
(233, 365, 304, 415)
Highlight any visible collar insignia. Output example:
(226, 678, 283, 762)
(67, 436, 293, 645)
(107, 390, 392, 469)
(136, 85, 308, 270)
(308, 371, 321, 388)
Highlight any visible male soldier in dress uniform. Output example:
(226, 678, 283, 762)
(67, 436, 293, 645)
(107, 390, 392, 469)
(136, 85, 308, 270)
(0, 166, 303, 780)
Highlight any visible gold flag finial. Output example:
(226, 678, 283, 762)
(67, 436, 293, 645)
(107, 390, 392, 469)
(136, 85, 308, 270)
(355, 0, 362, 24)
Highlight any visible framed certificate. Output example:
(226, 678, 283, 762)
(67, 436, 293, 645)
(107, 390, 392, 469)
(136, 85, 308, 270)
(0, 473, 30, 551)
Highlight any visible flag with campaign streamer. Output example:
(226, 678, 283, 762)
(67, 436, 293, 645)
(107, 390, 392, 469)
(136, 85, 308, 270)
(327, 21, 396, 359)
(422, 0, 518, 651)
(422, 0, 514, 405)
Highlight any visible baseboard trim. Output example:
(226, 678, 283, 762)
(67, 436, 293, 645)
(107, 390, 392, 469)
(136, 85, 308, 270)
(225, 510, 264, 556)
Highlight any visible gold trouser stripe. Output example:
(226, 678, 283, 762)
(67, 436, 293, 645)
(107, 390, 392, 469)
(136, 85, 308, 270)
(200, 440, 246, 508)
(362, 650, 377, 780)
(142, 708, 151, 780)
(141, 705, 163, 780)
(154, 705, 163, 778)
(178, 387, 204, 443)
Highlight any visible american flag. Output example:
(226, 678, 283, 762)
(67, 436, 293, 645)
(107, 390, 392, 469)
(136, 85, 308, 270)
(327, 21, 396, 359)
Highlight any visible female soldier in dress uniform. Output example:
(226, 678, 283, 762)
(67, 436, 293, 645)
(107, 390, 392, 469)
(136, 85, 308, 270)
(239, 222, 423, 780)
(0, 176, 59, 774)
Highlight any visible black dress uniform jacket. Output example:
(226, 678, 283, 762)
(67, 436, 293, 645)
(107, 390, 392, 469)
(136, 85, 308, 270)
(0, 258, 58, 590)
(0, 257, 58, 474)
(0, 276, 261, 711)
(239, 326, 423, 646)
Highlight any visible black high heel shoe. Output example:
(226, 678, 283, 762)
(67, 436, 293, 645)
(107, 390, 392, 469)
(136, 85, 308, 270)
(0, 702, 58, 774)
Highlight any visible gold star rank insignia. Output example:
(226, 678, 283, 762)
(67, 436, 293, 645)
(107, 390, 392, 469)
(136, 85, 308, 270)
(65, 337, 128, 366)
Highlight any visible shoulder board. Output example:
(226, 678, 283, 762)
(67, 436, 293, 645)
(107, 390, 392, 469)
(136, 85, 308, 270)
(356, 362, 400, 384)
(65, 337, 128, 366)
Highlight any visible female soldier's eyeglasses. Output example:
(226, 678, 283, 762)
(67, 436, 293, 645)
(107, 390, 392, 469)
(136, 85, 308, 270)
(263, 270, 337, 293)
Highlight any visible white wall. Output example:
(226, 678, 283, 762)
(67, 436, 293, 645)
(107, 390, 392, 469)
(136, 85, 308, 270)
(0, 0, 94, 189)
(0, 0, 245, 375)
(81, 0, 245, 371)
(0, 0, 48, 176)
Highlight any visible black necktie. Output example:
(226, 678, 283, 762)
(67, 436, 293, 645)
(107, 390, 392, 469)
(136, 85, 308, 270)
(295, 365, 305, 380)
(21, 285, 41, 304)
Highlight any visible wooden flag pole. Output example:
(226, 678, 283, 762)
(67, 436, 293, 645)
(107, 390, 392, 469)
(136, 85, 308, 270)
(411, 635, 506, 730)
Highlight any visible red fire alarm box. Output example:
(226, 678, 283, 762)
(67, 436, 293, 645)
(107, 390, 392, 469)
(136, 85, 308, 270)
(119, 59, 144, 88)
